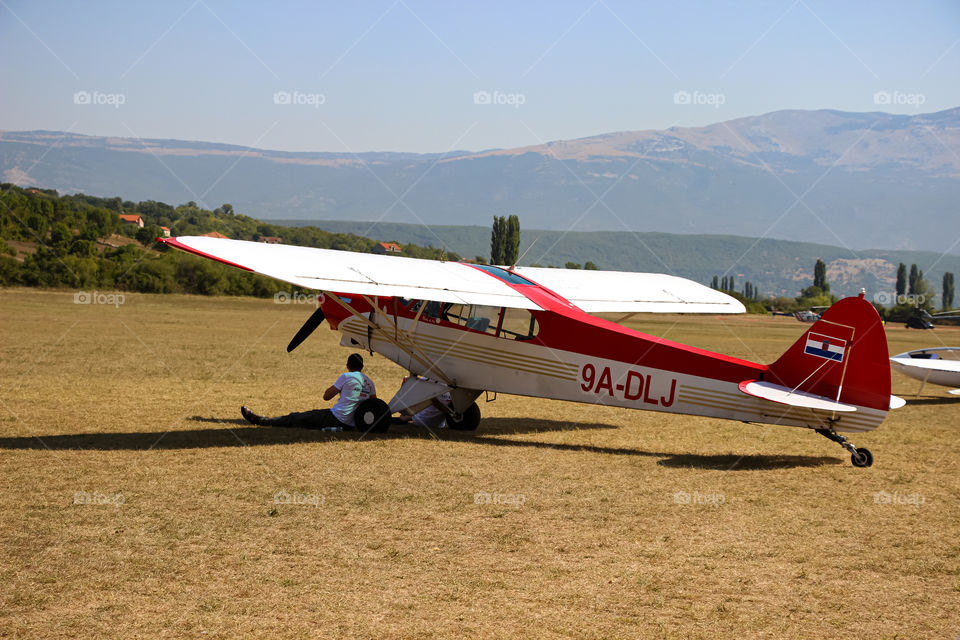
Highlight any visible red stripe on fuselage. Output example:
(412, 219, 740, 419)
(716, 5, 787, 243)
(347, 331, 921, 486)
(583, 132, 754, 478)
(463, 263, 766, 383)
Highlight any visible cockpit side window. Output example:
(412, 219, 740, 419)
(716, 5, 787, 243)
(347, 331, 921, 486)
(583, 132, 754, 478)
(406, 299, 538, 340)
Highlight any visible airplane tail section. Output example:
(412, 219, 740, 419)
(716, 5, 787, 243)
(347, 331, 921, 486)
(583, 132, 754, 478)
(764, 292, 891, 412)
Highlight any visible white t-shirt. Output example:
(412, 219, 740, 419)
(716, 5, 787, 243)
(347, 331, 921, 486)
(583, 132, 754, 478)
(331, 372, 376, 426)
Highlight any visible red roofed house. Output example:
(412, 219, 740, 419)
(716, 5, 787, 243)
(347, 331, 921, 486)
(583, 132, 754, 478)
(160, 226, 171, 238)
(200, 231, 229, 239)
(372, 242, 402, 255)
(119, 214, 144, 228)
(259, 236, 282, 244)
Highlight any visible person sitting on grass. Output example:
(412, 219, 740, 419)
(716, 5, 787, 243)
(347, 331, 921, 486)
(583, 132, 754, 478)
(241, 353, 375, 431)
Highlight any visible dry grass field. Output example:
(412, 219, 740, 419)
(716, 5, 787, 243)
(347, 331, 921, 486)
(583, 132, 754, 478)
(2, 288, 959, 639)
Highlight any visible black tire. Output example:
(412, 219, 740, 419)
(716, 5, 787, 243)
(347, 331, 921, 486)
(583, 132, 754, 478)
(354, 398, 390, 433)
(447, 402, 481, 431)
(851, 448, 873, 468)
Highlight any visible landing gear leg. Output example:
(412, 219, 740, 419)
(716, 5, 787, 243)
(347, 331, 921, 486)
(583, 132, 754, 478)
(815, 428, 873, 468)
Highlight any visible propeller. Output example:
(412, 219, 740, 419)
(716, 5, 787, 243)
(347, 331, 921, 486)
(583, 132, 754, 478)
(287, 306, 326, 352)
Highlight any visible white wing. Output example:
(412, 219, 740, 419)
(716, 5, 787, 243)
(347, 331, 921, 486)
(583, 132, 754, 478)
(889, 356, 960, 373)
(164, 236, 541, 309)
(513, 266, 745, 314)
(162, 236, 744, 314)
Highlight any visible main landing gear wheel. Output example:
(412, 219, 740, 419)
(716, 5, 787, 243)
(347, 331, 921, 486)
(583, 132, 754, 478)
(447, 402, 481, 431)
(815, 428, 873, 468)
(355, 398, 390, 434)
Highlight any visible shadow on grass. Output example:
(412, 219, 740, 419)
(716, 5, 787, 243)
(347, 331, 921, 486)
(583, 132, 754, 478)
(0, 426, 323, 450)
(656, 453, 840, 470)
(470, 434, 840, 469)
(186, 415, 617, 434)
(0, 416, 612, 451)
(0, 416, 841, 468)
(189, 416, 250, 425)
(460, 417, 617, 436)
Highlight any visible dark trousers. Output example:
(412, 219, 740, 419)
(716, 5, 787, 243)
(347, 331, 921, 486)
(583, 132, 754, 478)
(260, 409, 351, 430)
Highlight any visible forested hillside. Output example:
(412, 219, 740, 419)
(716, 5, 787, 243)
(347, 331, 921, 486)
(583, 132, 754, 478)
(0, 185, 457, 296)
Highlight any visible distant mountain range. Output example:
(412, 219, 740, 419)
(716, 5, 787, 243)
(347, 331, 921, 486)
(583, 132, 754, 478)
(280, 220, 960, 300)
(2, 107, 959, 253)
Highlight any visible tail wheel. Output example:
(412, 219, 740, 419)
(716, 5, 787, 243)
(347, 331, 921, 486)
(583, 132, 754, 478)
(354, 398, 390, 433)
(447, 402, 481, 431)
(851, 448, 873, 468)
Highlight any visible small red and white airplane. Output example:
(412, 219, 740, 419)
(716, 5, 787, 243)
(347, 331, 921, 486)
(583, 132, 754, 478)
(161, 236, 903, 467)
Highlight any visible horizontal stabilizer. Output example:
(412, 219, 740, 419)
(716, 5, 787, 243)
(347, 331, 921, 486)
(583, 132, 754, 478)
(739, 380, 857, 412)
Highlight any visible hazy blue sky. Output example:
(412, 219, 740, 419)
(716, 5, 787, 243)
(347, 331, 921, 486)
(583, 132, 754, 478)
(1, 0, 958, 152)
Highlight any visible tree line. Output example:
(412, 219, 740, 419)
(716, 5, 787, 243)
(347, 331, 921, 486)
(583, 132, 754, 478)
(710, 257, 956, 319)
(0, 185, 460, 296)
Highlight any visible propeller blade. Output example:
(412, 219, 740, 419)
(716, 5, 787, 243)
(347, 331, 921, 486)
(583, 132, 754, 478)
(287, 306, 326, 352)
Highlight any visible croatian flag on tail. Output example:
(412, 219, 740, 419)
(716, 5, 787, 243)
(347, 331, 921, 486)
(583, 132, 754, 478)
(804, 332, 847, 362)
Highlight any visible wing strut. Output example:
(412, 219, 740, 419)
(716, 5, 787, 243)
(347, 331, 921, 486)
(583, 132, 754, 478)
(916, 368, 932, 399)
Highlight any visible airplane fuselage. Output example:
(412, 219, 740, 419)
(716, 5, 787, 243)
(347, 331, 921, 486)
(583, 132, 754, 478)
(324, 294, 886, 434)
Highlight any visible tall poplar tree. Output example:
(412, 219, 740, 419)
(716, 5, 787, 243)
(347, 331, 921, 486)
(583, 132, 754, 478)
(504, 215, 520, 266)
(895, 263, 907, 297)
(490, 216, 505, 264)
(942, 272, 955, 309)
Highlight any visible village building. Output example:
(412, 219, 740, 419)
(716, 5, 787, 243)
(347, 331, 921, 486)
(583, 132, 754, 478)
(372, 241, 402, 255)
(119, 214, 144, 228)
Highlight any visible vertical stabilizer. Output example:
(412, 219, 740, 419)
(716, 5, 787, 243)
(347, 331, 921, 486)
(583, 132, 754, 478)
(766, 294, 891, 411)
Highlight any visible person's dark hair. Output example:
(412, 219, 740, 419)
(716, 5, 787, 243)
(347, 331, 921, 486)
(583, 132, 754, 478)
(347, 353, 364, 371)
